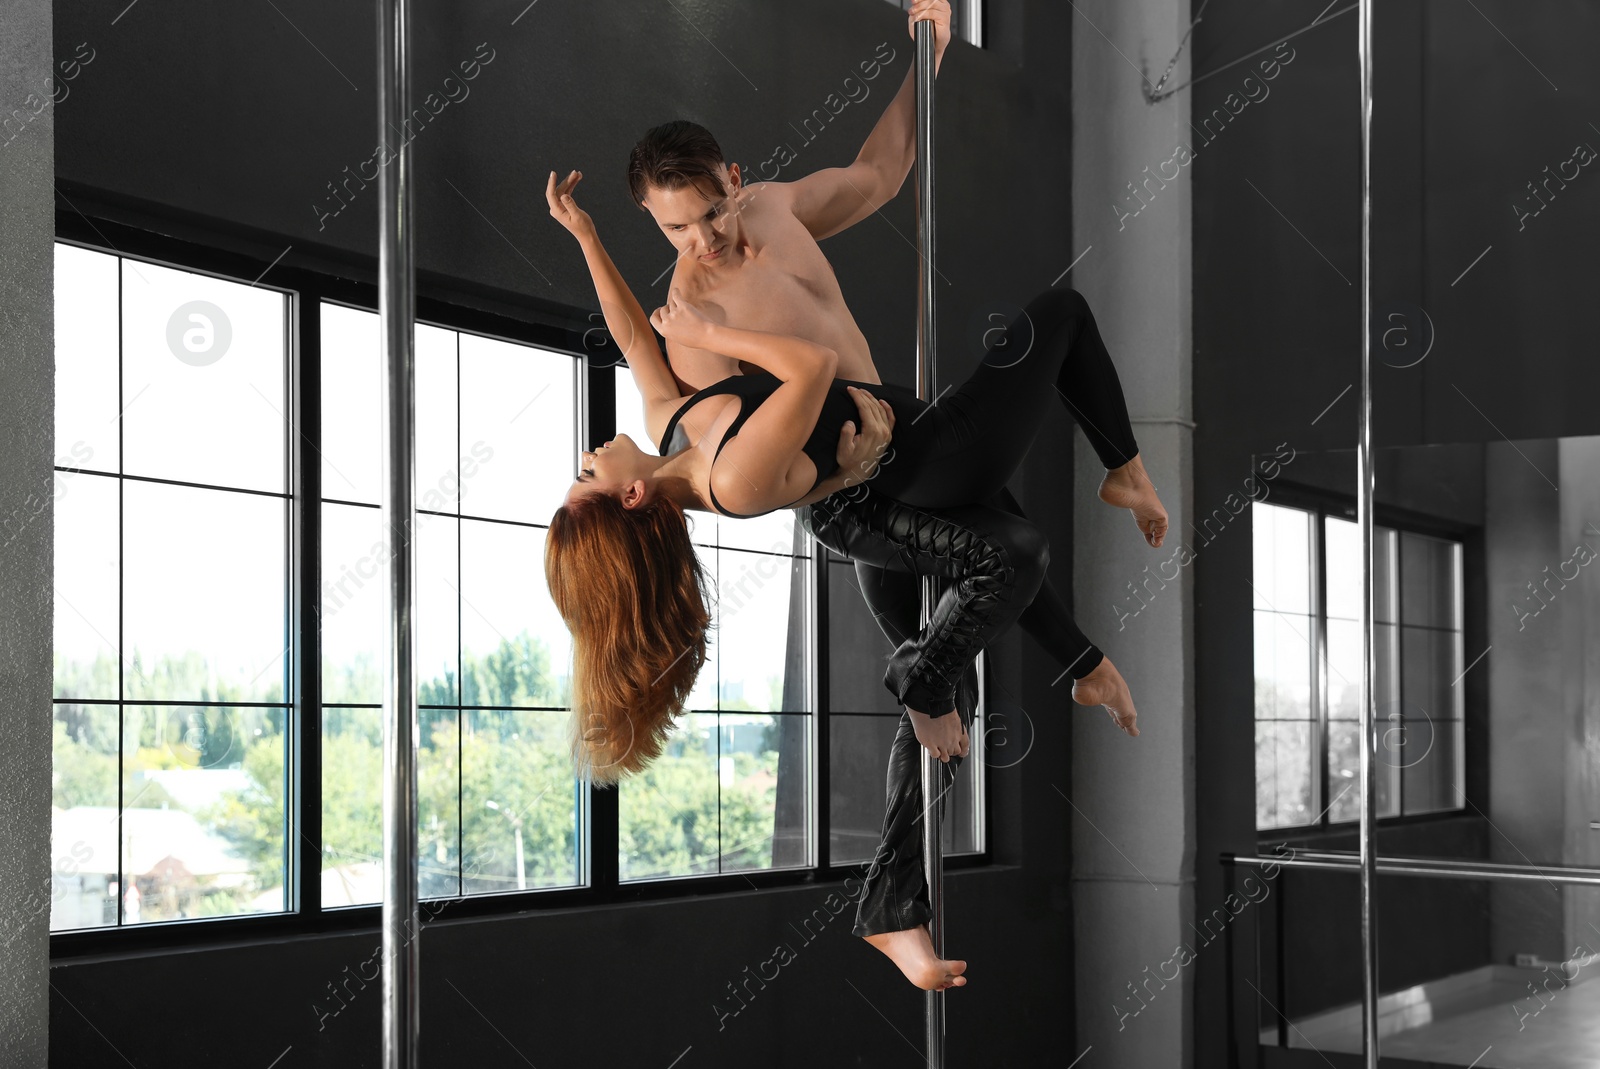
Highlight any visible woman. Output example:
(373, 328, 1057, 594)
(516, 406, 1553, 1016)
(543, 174, 1165, 794)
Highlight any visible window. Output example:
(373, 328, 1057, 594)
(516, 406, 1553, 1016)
(51, 244, 292, 929)
(316, 304, 583, 903)
(1252, 500, 1465, 831)
(49, 234, 987, 942)
(892, 0, 984, 49)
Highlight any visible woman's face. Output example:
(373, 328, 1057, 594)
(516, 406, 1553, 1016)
(564, 433, 650, 508)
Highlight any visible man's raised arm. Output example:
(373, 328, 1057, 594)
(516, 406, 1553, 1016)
(778, 0, 950, 241)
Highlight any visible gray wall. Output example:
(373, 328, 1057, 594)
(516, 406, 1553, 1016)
(43, 1, 1100, 1066)
(0, 0, 56, 1063)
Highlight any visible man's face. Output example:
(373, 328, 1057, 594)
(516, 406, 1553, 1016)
(640, 163, 744, 267)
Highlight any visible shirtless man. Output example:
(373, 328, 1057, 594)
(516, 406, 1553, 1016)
(556, 0, 1167, 991)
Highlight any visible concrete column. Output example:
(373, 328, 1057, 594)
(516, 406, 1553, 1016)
(1557, 438, 1600, 949)
(1484, 440, 1564, 963)
(1069, 1, 1195, 1064)
(0, 0, 57, 1062)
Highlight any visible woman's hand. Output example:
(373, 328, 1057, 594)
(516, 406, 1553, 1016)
(908, 707, 969, 763)
(546, 169, 596, 242)
(835, 386, 894, 487)
(649, 290, 717, 349)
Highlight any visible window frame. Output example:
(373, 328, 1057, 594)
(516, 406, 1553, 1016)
(48, 207, 991, 960)
(1251, 481, 1475, 839)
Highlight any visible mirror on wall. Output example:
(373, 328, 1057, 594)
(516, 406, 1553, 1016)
(1368, 1, 1599, 1063)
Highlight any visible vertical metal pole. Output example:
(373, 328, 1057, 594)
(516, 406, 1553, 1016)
(1356, 2, 1379, 1068)
(913, 17, 944, 1069)
(378, 0, 420, 1063)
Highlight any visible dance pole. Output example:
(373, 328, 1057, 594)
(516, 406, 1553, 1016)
(377, 0, 421, 1063)
(1355, 1, 1378, 1067)
(912, 16, 944, 1069)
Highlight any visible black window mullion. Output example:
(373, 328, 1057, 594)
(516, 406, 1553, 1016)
(456, 330, 464, 896)
(815, 541, 831, 873)
(291, 277, 323, 921)
(1311, 504, 1328, 832)
(116, 252, 126, 928)
(585, 354, 619, 891)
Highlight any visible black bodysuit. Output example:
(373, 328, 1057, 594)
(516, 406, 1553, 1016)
(656, 372, 920, 518)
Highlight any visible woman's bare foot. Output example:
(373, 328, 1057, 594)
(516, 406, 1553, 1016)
(1098, 453, 1168, 548)
(1072, 655, 1139, 736)
(862, 923, 968, 991)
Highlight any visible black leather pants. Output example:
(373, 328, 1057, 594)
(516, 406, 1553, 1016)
(800, 486, 1101, 936)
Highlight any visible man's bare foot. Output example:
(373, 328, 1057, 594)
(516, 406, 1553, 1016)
(1072, 655, 1139, 736)
(1098, 453, 1168, 548)
(862, 923, 968, 991)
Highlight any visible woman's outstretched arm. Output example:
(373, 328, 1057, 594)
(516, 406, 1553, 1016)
(546, 170, 685, 443)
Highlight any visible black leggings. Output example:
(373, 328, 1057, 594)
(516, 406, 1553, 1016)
(802, 287, 1139, 715)
(855, 286, 1137, 509)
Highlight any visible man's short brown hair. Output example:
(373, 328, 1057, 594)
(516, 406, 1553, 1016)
(627, 120, 727, 207)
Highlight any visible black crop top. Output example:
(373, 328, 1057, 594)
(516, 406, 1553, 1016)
(656, 371, 884, 519)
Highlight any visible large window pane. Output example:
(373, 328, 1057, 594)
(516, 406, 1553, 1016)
(54, 243, 120, 474)
(1252, 502, 1312, 614)
(1256, 719, 1314, 829)
(619, 712, 720, 881)
(1325, 518, 1397, 623)
(121, 259, 286, 493)
(121, 705, 286, 923)
(1401, 719, 1460, 816)
(415, 324, 461, 513)
(459, 334, 572, 524)
(714, 546, 807, 713)
(719, 713, 808, 874)
(319, 708, 383, 907)
(321, 504, 458, 706)
(319, 305, 460, 508)
(459, 519, 567, 709)
(1325, 618, 1397, 719)
(50, 703, 121, 931)
(1400, 625, 1462, 728)
(319, 502, 385, 705)
(418, 710, 461, 900)
(461, 709, 581, 894)
(318, 303, 381, 503)
(123, 481, 287, 704)
(1326, 720, 1399, 822)
(619, 711, 808, 880)
(53, 472, 119, 701)
(319, 707, 458, 907)
(1400, 531, 1460, 630)
(1253, 611, 1313, 719)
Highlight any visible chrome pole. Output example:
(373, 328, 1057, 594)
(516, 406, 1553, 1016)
(1356, 1, 1378, 1067)
(377, 0, 420, 1063)
(913, 17, 944, 1069)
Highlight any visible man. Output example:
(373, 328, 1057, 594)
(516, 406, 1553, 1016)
(607, 0, 1165, 990)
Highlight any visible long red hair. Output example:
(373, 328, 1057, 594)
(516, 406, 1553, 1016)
(545, 491, 713, 786)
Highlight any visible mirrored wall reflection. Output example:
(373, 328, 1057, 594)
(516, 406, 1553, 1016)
(1258, 437, 1600, 844)
(1246, 870, 1600, 1066)
(1362, 0, 1600, 1063)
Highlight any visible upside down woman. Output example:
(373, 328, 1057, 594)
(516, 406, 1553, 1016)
(542, 178, 1167, 992)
